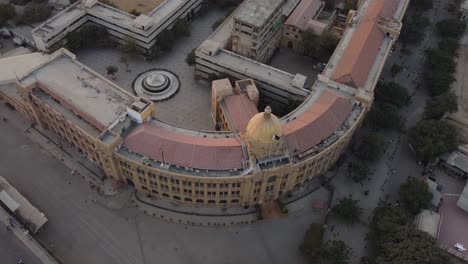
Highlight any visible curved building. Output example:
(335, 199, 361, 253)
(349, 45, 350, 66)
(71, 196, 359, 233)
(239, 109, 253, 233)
(0, 0, 409, 208)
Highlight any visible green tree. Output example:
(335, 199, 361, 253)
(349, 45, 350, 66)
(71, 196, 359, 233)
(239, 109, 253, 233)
(367, 102, 401, 129)
(0, 3, 15, 27)
(105, 65, 118, 79)
(299, 223, 324, 257)
(303, 30, 321, 58)
(129, 9, 141, 16)
(377, 227, 448, 264)
(324, 0, 335, 11)
(322, 240, 352, 264)
(174, 19, 191, 37)
(425, 49, 456, 74)
(22, 2, 51, 23)
(369, 204, 408, 252)
(425, 70, 456, 96)
(212, 18, 224, 31)
(80, 24, 110, 48)
(157, 30, 174, 51)
(408, 120, 457, 163)
(390, 64, 402, 77)
(320, 29, 340, 53)
(399, 177, 433, 215)
(348, 159, 372, 184)
(357, 132, 385, 161)
(375, 82, 409, 107)
(332, 196, 363, 224)
(185, 48, 196, 66)
(99, 0, 116, 8)
(438, 37, 460, 56)
(436, 19, 467, 38)
(411, 0, 433, 11)
(400, 15, 430, 46)
(65, 30, 82, 51)
(120, 38, 138, 56)
(424, 92, 458, 119)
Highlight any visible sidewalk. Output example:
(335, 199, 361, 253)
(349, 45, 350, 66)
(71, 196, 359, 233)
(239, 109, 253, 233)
(0, 207, 59, 264)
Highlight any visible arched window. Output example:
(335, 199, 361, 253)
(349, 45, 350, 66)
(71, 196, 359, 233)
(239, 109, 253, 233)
(231, 199, 239, 204)
(184, 198, 192, 202)
(162, 193, 169, 198)
(208, 200, 216, 204)
(196, 199, 204, 204)
(173, 196, 181, 200)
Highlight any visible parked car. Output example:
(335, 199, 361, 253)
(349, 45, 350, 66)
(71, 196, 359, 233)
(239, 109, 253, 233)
(313, 62, 327, 72)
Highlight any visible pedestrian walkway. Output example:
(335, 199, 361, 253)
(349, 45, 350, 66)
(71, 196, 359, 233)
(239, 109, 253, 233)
(0, 207, 59, 264)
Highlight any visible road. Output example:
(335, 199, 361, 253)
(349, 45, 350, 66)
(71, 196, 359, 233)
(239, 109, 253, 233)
(322, 0, 455, 262)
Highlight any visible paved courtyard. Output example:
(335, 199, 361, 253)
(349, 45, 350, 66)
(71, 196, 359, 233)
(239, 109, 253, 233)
(76, 10, 226, 131)
(269, 48, 320, 89)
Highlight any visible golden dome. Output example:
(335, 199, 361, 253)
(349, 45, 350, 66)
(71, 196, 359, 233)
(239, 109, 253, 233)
(246, 106, 283, 144)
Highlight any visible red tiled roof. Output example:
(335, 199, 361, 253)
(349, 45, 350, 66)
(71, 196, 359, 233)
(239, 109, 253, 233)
(223, 93, 258, 131)
(284, 0, 324, 30)
(284, 90, 352, 154)
(123, 123, 244, 170)
(331, 0, 399, 88)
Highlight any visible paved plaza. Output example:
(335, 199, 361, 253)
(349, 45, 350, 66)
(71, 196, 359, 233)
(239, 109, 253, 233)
(269, 48, 320, 89)
(76, 10, 226, 131)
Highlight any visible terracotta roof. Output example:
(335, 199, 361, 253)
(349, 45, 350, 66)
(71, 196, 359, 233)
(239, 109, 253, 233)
(123, 123, 244, 170)
(284, 90, 352, 154)
(223, 93, 258, 131)
(284, 0, 324, 30)
(331, 0, 399, 88)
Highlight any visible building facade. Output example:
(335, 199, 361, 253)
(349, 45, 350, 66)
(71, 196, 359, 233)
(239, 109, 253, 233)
(232, 0, 285, 63)
(0, 0, 409, 209)
(32, 0, 203, 53)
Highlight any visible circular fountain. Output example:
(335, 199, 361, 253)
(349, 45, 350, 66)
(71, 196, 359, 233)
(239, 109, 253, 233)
(133, 69, 179, 101)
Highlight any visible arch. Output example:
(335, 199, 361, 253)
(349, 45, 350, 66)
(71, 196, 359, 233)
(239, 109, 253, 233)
(196, 199, 204, 204)
(151, 190, 159, 195)
(220, 200, 227, 204)
(173, 196, 181, 200)
(162, 193, 169, 198)
(288, 41, 293, 49)
(208, 200, 216, 204)
(184, 197, 193, 202)
(231, 199, 239, 204)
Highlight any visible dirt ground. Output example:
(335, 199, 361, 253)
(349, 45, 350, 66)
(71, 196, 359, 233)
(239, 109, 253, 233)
(447, 30, 468, 143)
(109, 0, 165, 14)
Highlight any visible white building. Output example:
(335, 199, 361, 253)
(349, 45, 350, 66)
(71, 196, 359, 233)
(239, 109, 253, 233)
(32, 0, 203, 53)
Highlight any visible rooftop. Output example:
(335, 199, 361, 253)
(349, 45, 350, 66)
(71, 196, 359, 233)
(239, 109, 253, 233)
(222, 93, 259, 131)
(20, 49, 135, 131)
(438, 195, 468, 260)
(283, 89, 353, 154)
(0, 176, 48, 233)
(415, 210, 441, 239)
(0, 52, 49, 85)
(325, 0, 402, 89)
(234, 0, 284, 27)
(122, 121, 245, 170)
(284, 0, 324, 30)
